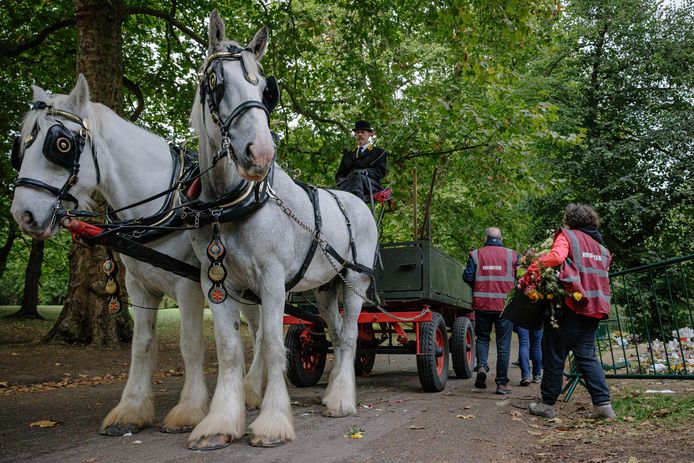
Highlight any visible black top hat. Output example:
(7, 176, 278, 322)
(353, 120, 373, 132)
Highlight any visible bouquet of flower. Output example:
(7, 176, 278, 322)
(510, 237, 582, 328)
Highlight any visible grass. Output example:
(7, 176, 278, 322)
(613, 390, 694, 425)
(0, 305, 217, 346)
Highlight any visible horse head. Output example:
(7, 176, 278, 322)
(10, 75, 101, 239)
(191, 10, 277, 186)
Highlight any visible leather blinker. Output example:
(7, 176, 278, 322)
(42, 124, 82, 170)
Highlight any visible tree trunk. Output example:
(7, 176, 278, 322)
(46, 0, 132, 345)
(74, 0, 124, 113)
(0, 227, 18, 280)
(45, 245, 132, 345)
(8, 239, 44, 320)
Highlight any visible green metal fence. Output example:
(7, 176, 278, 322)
(599, 254, 694, 379)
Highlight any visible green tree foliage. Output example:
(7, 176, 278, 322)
(525, 0, 694, 267)
(1, 0, 689, 307)
(263, 0, 559, 257)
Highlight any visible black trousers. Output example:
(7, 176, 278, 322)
(540, 309, 611, 406)
(336, 172, 382, 202)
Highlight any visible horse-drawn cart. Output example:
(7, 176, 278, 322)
(284, 239, 475, 392)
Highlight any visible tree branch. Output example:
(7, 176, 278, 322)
(283, 85, 348, 133)
(123, 6, 205, 46)
(396, 143, 488, 162)
(0, 18, 76, 58)
(122, 75, 144, 122)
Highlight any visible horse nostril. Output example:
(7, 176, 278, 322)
(22, 211, 36, 227)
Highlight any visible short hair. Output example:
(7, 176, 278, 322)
(485, 227, 502, 239)
(563, 203, 600, 229)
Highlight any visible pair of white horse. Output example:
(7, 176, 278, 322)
(10, 10, 377, 451)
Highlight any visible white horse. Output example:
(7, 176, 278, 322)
(10, 76, 210, 435)
(182, 10, 378, 449)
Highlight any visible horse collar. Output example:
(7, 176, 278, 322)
(182, 162, 275, 228)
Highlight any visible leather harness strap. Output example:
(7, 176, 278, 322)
(285, 182, 374, 286)
(284, 182, 321, 291)
(83, 229, 201, 282)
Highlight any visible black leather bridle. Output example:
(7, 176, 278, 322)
(198, 45, 279, 163)
(12, 101, 100, 209)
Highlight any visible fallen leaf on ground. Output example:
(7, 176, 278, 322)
(546, 417, 563, 424)
(627, 458, 639, 463)
(30, 420, 60, 428)
(347, 426, 364, 439)
(527, 430, 543, 436)
(456, 415, 475, 420)
(408, 425, 426, 430)
(0, 381, 8, 388)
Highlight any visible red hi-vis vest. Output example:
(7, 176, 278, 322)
(472, 246, 517, 312)
(558, 228, 612, 319)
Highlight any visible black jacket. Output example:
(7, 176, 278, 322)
(335, 145, 387, 184)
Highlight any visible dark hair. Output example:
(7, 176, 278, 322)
(563, 203, 600, 229)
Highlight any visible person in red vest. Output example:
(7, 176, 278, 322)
(463, 227, 519, 395)
(528, 203, 617, 419)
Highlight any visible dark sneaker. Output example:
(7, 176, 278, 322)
(495, 384, 512, 395)
(529, 401, 556, 418)
(474, 370, 487, 389)
(519, 378, 531, 387)
(532, 373, 542, 383)
(512, 361, 520, 367)
(592, 402, 617, 419)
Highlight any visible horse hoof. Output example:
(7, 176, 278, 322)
(249, 436, 285, 448)
(188, 434, 231, 451)
(99, 424, 141, 436)
(321, 409, 350, 418)
(160, 425, 193, 434)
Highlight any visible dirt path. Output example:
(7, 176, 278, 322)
(0, 337, 692, 463)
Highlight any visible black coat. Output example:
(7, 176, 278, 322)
(335, 145, 387, 201)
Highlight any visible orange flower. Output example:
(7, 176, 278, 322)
(546, 293, 554, 299)
(528, 291, 541, 302)
(572, 292, 583, 301)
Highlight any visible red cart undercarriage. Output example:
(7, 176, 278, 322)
(283, 301, 475, 392)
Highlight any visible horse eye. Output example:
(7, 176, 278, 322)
(56, 137, 72, 154)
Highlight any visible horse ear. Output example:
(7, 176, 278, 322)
(31, 85, 49, 102)
(208, 9, 226, 51)
(247, 26, 269, 61)
(67, 74, 91, 110)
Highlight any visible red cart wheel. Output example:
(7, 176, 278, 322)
(355, 324, 377, 377)
(285, 324, 327, 387)
(451, 316, 475, 379)
(416, 312, 449, 392)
